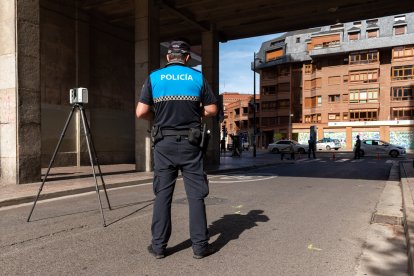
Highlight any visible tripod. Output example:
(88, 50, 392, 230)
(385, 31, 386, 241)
(27, 103, 112, 227)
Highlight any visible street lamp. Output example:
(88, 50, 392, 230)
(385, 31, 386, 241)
(288, 113, 294, 140)
(253, 52, 258, 157)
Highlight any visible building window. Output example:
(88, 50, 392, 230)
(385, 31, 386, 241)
(308, 34, 340, 51)
(262, 117, 278, 127)
(304, 96, 321, 108)
(266, 48, 283, 62)
(343, 75, 349, 83)
(343, 112, 348, 120)
(349, 51, 379, 64)
(393, 45, 414, 59)
(394, 25, 406, 35)
(392, 65, 414, 80)
(276, 100, 290, 108)
(392, 107, 414, 120)
(296, 37, 300, 43)
(349, 69, 379, 83)
(367, 29, 378, 38)
(349, 32, 359, 41)
(395, 15, 406, 21)
(328, 94, 341, 103)
(261, 101, 277, 111)
(349, 110, 378, 121)
(342, 93, 349, 103)
(367, 19, 378, 24)
(304, 78, 322, 90)
(353, 21, 362, 27)
(304, 114, 322, 123)
(262, 68, 276, 80)
(304, 64, 314, 74)
(328, 113, 340, 120)
(328, 76, 341, 85)
(266, 48, 284, 62)
(391, 86, 414, 101)
(262, 86, 277, 95)
(349, 88, 379, 103)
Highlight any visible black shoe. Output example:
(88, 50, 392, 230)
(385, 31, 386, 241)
(193, 245, 215, 259)
(147, 245, 165, 259)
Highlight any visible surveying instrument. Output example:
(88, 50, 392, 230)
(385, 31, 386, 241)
(27, 88, 112, 227)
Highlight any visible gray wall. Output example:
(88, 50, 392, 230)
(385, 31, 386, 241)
(40, 0, 135, 166)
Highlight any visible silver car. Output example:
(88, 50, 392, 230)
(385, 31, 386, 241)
(268, 140, 309, 154)
(359, 139, 406, 158)
(316, 138, 341, 151)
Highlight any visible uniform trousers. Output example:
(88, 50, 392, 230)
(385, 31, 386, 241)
(151, 136, 209, 255)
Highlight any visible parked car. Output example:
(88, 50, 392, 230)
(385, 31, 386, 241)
(359, 139, 406, 158)
(316, 138, 341, 151)
(268, 140, 308, 154)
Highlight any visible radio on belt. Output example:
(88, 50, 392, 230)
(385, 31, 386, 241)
(69, 87, 88, 104)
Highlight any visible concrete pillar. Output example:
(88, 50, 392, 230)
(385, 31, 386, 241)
(380, 125, 390, 142)
(134, 0, 159, 171)
(346, 126, 353, 150)
(202, 26, 220, 166)
(0, 0, 41, 184)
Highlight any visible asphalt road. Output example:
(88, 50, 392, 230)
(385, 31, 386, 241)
(0, 156, 405, 275)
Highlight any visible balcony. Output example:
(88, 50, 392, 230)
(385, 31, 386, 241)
(275, 92, 290, 100)
(256, 55, 293, 70)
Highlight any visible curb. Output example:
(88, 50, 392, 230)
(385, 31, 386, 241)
(205, 161, 287, 174)
(0, 161, 284, 208)
(0, 178, 154, 208)
(400, 162, 414, 276)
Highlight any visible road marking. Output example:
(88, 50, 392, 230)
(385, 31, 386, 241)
(335, 158, 350, 162)
(351, 159, 364, 162)
(297, 158, 322, 163)
(209, 173, 277, 183)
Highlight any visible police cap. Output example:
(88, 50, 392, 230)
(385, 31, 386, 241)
(168, 40, 191, 54)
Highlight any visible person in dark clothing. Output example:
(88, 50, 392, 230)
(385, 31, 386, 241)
(136, 40, 218, 259)
(220, 138, 226, 154)
(308, 137, 316, 159)
(354, 135, 361, 159)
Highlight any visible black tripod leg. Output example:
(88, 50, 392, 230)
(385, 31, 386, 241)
(27, 105, 77, 222)
(79, 106, 107, 227)
(80, 106, 111, 210)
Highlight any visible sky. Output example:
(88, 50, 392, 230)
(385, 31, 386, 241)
(218, 33, 283, 94)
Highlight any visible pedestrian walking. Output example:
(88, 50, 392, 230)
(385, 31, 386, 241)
(136, 40, 218, 259)
(220, 138, 226, 155)
(354, 135, 361, 159)
(289, 142, 295, 160)
(308, 137, 316, 159)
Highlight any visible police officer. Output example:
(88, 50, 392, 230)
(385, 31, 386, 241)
(136, 40, 218, 259)
(354, 135, 361, 159)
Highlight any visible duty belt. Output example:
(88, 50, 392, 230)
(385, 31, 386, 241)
(162, 129, 189, 137)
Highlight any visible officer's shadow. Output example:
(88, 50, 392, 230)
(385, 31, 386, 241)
(167, 210, 269, 255)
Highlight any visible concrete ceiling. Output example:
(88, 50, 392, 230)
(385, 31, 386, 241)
(80, 0, 414, 44)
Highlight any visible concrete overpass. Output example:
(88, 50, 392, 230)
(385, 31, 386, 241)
(1, 0, 413, 184)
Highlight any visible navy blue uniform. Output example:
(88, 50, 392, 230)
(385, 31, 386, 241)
(140, 63, 217, 255)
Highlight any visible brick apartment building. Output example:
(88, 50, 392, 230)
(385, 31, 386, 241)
(220, 92, 260, 148)
(254, 12, 414, 150)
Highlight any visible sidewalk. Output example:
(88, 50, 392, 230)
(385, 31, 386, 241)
(0, 150, 286, 208)
(400, 161, 414, 275)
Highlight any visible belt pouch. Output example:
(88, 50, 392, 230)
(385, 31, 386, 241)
(188, 128, 201, 146)
(151, 125, 163, 145)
